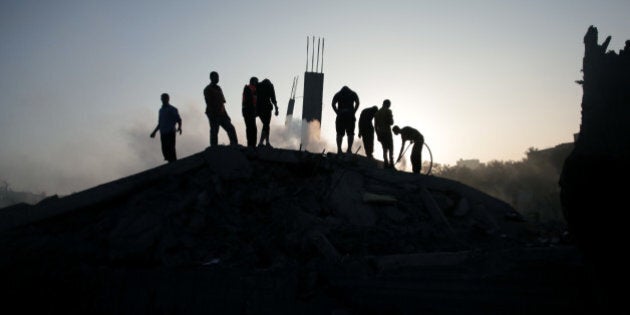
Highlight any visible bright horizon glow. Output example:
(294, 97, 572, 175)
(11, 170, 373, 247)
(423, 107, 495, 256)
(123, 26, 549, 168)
(1, 0, 629, 195)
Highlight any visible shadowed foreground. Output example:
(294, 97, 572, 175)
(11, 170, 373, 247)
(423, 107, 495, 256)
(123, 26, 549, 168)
(1, 147, 587, 314)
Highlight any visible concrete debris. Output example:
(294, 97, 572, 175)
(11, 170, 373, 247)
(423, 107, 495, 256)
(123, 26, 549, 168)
(307, 230, 342, 263)
(203, 146, 252, 179)
(453, 197, 469, 217)
(362, 192, 397, 204)
(369, 250, 471, 271)
(0, 146, 584, 314)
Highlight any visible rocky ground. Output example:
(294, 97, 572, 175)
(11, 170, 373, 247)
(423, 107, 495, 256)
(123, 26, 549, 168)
(0, 146, 590, 314)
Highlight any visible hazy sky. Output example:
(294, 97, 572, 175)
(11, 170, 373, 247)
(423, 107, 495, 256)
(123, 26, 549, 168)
(1, 0, 630, 195)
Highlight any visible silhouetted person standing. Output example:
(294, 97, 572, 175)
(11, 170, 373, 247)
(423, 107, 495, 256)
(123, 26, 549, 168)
(332, 86, 360, 154)
(204, 71, 238, 147)
(242, 77, 258, 148)
(393, 125, 424, 173)
(358, 106, 378, 159)
(150, 93, 182, 163)
(257, 78, 279, 147)
(374, 100, 394, 168)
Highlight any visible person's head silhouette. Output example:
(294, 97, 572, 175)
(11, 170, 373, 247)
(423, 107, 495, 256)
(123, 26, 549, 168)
(383, 99, 391, 108)
(392, 125, 401, 134)
(161, 93, 169, 104)
(249, 77, 258, 85)
(210, 71, 219, 84)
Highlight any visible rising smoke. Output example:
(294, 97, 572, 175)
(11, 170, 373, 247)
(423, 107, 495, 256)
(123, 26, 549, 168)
(1, 100, 420, 197)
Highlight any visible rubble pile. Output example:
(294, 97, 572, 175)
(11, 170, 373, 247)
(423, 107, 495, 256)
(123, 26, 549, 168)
(1, 147, 582, 314)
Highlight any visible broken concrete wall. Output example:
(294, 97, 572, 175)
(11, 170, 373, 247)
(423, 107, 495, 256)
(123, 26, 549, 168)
(559, 26, 630, 313)
(574, 26, 630, 157)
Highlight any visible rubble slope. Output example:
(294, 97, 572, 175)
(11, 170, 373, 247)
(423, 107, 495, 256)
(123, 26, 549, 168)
(0, 147, 584, 314)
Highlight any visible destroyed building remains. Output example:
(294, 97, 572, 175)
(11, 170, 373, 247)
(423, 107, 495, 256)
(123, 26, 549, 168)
(1, 147, 584, 314)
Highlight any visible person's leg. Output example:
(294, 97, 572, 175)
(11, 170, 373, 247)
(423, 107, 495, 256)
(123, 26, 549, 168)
(170, 132, 177, 162)
(382, 149, 387, 164)
(385, 132, 394, 168)
(364, 131, 374, 158)
(379, 140, 388, 166)
(161, 132, 176, 162)
(243, 110, 256, 148)
(346, 118, 355, 154)
(208, 115, 219, 147)
(160, 133, 169, 161)
(250, 117, 257, 147)
(411, 143, 421, 173)
(377, 132, 387, 165)
(220, 115, 238, 145)
(264, 119, 271, 146)
(389, 148, 394, 168)
(335, 116, 344, 153)
(259, 112, 271, 146)
(268, 112, 273, 145)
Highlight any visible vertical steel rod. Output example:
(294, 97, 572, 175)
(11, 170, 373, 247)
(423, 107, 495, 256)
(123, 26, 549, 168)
(321, 38, 325, 73)
(311, 36, 315, 72)
(316, 38, 321, 73)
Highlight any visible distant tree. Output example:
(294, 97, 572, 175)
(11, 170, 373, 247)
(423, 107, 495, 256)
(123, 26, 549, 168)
(434, 147, 567, 223)
(526, 147, 539, 155)
(427, 162, 448, 174)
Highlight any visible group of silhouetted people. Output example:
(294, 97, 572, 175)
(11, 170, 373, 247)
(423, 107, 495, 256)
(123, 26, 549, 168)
(150, 75, 425, 173)
(204, 71, 278, 149)
(242, 76, 279, 148)
(151, 71, 279, 163)
(333, 86, 425, 173)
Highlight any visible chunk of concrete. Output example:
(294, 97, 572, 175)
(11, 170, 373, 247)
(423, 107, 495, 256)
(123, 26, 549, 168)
(362, 192, 397, 204)
(328, 171, 377, 226)
(203, 147, 252, 179)
(369, 251, 471, 271)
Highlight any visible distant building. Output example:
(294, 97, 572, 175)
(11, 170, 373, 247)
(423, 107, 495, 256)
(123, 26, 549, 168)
(526, 142, 574, 173)
(456, 159, 482, 170)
